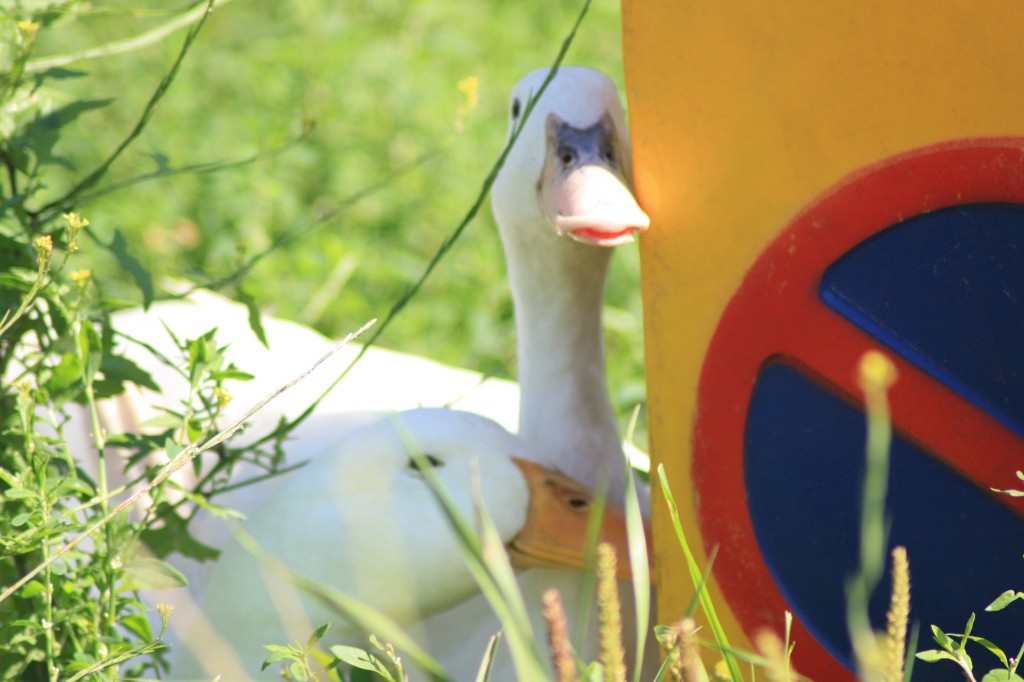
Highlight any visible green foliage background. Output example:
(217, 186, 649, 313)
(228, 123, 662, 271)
(39, 0, 646, 433)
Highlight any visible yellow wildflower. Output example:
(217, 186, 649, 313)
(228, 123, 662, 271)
(33, 235, 53, 269)
(63, 213, 89, 231)
(63, 212, 89, 252)
(15, 380, 32, 400)
(214, 386, 232, 408)
(69, 269, 91, 286)
(455, 76, 480, 132)
(16, 20, 39, 40)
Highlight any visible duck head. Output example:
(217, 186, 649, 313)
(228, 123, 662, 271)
(492, 67, 650, 248)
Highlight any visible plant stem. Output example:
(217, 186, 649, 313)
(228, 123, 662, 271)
(78, 322, 118, 679)
(34, 0, 217, 224)
(847, 351, 898, 680)
(0, 260, 49, 339)
(25, 0, 233, 73)
(20, 385, 59, 681)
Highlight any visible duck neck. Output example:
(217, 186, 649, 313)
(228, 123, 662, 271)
(503, 226, 625, 502)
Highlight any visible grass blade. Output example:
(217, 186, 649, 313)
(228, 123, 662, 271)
(624, 407, 651, 682)
(473, 632, 502, 682)
(657, 464, 743, 680)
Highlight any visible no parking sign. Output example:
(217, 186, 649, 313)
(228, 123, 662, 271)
(624, 3, 1024, 680)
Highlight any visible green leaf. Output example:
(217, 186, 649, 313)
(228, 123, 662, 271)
(13, 99, 114, 169)
(121, 556, 188, 590)
(289, 661, 308, 681)
(964, 612, 977, 639)
(99, 353, 158, 391)
(187, 333, 210, 373)
(42, 352, 83, 404)
(931, 624, 954, 650)
(237, 288, 269, 349)
(119, 611, 155, 641)
(100, 229, 154, 308)
(261, 645, 298, 670)
(208, 368, 256, 381)
(33, 67, 88, 82)
(986, 590, 1024, 612)
(165, 438, 184, 460)
(3, 487, 38, 500)
(966, 636, 1009, 668)
(982, 671, 1024, 682)
(473, 632, 501, 682)
(329, 645, 378, 672)
(18, 581, 46, 599)
(306, 622, 330, 650)
(991, 488, 1024, 497)
(916, 649, 959, 663)
(140, 504, 219, 562)
(185, 417, 204, 443)
(54, 476, 97, 499)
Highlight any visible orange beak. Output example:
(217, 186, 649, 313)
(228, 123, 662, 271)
(506, 458, 653, 581)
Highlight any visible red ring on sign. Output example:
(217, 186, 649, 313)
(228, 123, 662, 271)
(693, 138, 1024, 681)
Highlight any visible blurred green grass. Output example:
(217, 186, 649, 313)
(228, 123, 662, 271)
(35, 0, 646, 443)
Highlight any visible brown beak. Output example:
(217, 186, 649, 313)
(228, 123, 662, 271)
(506, 458, 653, 581)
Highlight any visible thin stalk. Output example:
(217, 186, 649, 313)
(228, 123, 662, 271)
(847, 350, 898, 680)
(78, 325, 119, 676)
(18, 385, 58, 681)
(190, 145, 443, 296)
(26, 0, 233, 73)
(76, 134, 300, 207)
(34, 0, 217, 224)
(43, 557, 56, 682)
(38, 462, 57, 682)
(0, 257, 49, 339)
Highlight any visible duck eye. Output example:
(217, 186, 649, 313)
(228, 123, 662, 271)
(511, 98, 521, 119)
(568, 497, 589, 510)
(408, 453, 445, 471)
(602, 146, 615, 165)
(558, 147, 577, 167)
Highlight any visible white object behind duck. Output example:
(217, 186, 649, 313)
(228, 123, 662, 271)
(103, 286, 520, 444)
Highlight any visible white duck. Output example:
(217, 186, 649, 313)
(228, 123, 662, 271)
(170, 407, 636, 680)
(492, 66, 650, 507)
(415, 67, 656, 682)
(96, 66, 653, 680)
